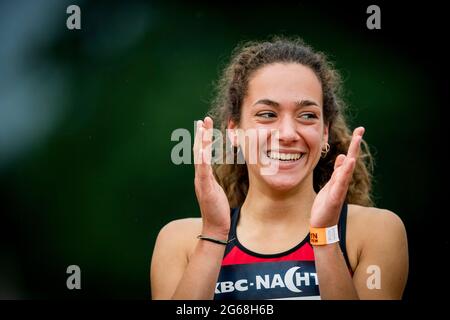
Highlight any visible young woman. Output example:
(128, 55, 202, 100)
(151, 37, 408, 300)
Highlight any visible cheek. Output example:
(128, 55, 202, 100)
(300, 126, 323, 152)
(238, 127, 272, 162)
(238, 120, 272, 146)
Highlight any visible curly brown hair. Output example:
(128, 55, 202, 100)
(209, 36, 374, 208)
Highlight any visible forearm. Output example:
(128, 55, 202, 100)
(313, 243, 359, 300)
(171, 239, 225, 300)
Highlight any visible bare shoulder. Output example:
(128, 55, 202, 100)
(159, 217, 202, 235)
(347, 204, 407, 249)
(151, 218, 203, 299)
(347, 204, 405, 230)
(156, 218, 203, 257)
(346, 205, 409, 299)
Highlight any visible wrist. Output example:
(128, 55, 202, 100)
(310, 217, 339, 228)
(201, 226, 230, 240)
(311, 241, 340, 251)
(309, 224, 339, 246)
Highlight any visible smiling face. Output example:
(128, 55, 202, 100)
(229, 62, 328, 191)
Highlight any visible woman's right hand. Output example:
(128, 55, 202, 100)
(193, 116, 231, 240)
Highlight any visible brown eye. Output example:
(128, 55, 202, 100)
(257, 112, 277, 119)
(300, 113, 317, 120)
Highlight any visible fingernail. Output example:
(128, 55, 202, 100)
(359, 127, 365, 135)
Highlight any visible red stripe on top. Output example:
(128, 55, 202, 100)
(221, 243, 315, 266)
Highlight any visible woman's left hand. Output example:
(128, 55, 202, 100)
(310, 127, 365, 228)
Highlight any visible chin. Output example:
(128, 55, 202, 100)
(262, 173, 306, 192)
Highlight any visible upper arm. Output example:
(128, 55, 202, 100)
(150, 219, 194, 299)
(352, 209, 409, 299)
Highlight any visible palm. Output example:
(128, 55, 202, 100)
(194, 169, 230, 232)
(194, 117, 231, 236)
(310, 127, 365, 227)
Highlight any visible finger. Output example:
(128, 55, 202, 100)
(205, 117, 216, 165)
(204, 116, 213, 129)
(203, 117, 213, 149)
(202, 118, 213, 165)
(342, 156, 356, 182)
(197, 149, 212, 180)
(193, 120, 204, 165)
(346, 127, 365, 160)
(328, 154, 346, 186)
(336, 156, 356, 189)
(194, 120, 204, 148)
(330, 157, 356, 202)
(334, 154, 346, 170)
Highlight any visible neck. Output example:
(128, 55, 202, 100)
(241, 173, 316, 227)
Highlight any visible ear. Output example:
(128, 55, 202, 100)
(227, 119, 239, 147)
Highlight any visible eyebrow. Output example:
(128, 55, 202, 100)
(252, 98, 320, 108)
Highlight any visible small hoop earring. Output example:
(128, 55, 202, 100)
(321, 143, 330, 158)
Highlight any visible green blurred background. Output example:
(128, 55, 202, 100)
(0, 0, 446, 299)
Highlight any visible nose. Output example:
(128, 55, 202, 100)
(277, 116, 299, 143)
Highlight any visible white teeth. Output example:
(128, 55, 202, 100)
(267, 152, 303, 161)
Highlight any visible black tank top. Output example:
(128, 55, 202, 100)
(214, 203, 351, 300)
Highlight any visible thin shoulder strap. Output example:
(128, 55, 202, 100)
(222, 207, 240, 257)
(338, 203, 352, 270)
